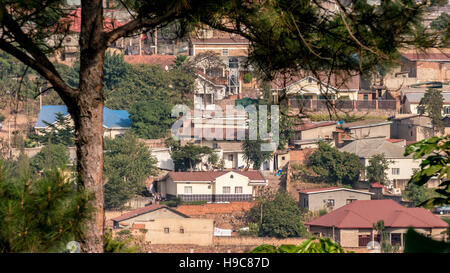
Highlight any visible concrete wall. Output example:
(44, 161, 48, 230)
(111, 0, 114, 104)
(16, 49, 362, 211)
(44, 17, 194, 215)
(143, 218, 214, 246)
(300, 190, 373, 212)
(151, 148, 174, 171)
(192, 44, 249, 57)
(390, 116, 434, 141)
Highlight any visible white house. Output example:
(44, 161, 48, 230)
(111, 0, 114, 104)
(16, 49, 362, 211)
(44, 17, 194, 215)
(339, 138, 421, 187)
(158, 170, 267, 202)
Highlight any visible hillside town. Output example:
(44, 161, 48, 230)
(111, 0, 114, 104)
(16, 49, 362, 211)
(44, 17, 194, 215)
(0, 0, 449, 254)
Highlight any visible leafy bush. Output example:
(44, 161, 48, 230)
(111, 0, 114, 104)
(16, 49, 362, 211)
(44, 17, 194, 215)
(248, 191, 309, 238)
(104, 133, 158, 210)
(308, 141, 363, 186)
(104, 232, 140, 253)
(243, 73, 253, 83)
(251, 237, 351, 253)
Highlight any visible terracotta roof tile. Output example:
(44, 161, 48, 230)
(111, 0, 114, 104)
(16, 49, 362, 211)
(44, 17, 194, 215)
(58, 8, 125, 33)
(402, 53, 450, 61)
(306, 200, 448, 229)
(123, 55, 176, 69)
(386, 139, 404, 143)
(131, 223, 146, 230)
(112, 204, 187, 222)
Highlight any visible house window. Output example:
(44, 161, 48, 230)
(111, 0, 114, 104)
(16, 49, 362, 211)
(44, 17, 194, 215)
(230, 175, 234, 179)
(184, 186, 192, 194)
(445, 106, 450, 115)
(392, 168, 400, 175)
(235, 187, 243, 194)
(363, 94, 369, 101)
(346, 199, 356, 204)
(228, 154, 234, 161)
(303, 199, 308, 208)
(223, 186, 231, 194)
(180, 227, 185, 234)
(327, 199, 335, 207)
(164, 227, 170, 233)
(417, 106, 425, 115)
(222, 49, 229, 56)
(391, 233, 402, 245)
(281, 156, 285, 160)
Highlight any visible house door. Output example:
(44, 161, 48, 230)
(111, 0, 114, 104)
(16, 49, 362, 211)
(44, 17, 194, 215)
(358, 235, 371, 247)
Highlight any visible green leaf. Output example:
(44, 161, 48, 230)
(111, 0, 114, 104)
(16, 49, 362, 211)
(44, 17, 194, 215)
(404, 228, 450, 253)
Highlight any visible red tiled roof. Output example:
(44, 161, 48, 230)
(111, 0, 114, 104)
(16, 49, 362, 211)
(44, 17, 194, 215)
(299, 187, 343, 193)
(195, 69, 228, 86)
(370, 182, 385, 189)
(306, 200, 448, 229)
(168, 170, 266, 182)
(402, 53, 450, 61)
(58, 8, 126, 33)
(295, 122, 336, 131)
(123, 55, 176, 69)
(406, 140, 418, 146)
(131, 223, 146, 230)
(111, 204, 188, 222)
(386, 139, 404, 143)
(176, 201, 254, 216)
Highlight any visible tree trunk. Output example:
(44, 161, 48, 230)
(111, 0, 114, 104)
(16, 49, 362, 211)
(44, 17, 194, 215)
(72, 99, 104, 253)
(70, 0, 106, 252)
(70, 46, 105, 252)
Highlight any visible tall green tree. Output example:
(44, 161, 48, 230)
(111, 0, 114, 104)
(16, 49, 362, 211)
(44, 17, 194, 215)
(248, 191, 309, 238)
(129, 100, 175, 139)
(242, 138, 273, 170)
(103, 52, 131, 91)
(30, 144, 70, 173)
(418, 88, 444, 134)
(31, 112, 75, 146)
(167, 140, 214, 171)
(366, 153, 392, 185)
(0, 0, 442, 252)
(308, 141, 363, 185)
(104, 133, 158, 209)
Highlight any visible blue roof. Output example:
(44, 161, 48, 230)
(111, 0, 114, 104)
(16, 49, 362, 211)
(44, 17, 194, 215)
(36, 105, 132, 129)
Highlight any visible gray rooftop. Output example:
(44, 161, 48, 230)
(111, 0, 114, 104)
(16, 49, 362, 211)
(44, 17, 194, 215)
(339, 138, 413, 159)
(404, 92, 450, 104)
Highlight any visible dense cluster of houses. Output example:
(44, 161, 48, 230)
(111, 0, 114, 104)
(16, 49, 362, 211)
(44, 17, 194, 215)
(24, 1, 450, 252)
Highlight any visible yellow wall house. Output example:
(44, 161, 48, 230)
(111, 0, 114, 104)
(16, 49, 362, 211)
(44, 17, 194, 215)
(111, 204, 214, 246)
(159, 170, 267, 202)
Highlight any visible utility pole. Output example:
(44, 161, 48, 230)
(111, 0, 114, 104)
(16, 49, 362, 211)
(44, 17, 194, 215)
(154, 27, 158, 55)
